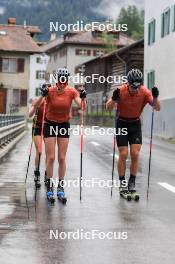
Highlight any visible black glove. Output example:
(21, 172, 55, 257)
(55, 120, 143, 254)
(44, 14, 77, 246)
(40, 83, 49, 97)
(112, 88, 120, 102)
(152, 86, 159, 98)
(80, 89, 86, 99)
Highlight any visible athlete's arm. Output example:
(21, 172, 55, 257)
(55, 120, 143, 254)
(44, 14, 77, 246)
(152, 87, 160, 111)
(74, 96, 86, 108)
(154, 98, 160, 111)
(74, 89, 86, 108)
(32, 96, 43, 108)
(106, 98, 116, 111)
(28, 106, 35, 118)
(106, 88, 120, 110)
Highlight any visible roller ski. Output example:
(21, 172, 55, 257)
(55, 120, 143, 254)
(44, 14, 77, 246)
(129, 190, 140, 201)
(34, 170, 41, 189)
(57, 181, 67, 204)
(46, 179, 55, 204)
(119, 187, 132, 201)
(128, 176, 139, 201)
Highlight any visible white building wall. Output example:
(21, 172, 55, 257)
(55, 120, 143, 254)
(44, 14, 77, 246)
(144, 0, 175, 138)
(29, 53, 49, 102)
(46, 44, 105, 87)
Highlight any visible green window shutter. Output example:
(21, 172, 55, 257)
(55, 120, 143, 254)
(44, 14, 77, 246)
(147, 71, 155, 89)
(36, 71, 39, 79)
(153, 20, 156, 43)
(148, 23, 151, 45)
(147, 73, 150, 89)
(161, 13, 164, 37)
(167, 9, 170, 35)
(174, 5, 175, 31)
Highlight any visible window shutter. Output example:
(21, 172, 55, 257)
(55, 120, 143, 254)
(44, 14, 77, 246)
(153, 19, 156, 43)
(36, 71, 39, 79)
(148, 23, 150, 45)
(75, 49, 80, 55)
(17, 58, 24, 72)
(93, 50, 97, 56)
(161, 13, 164, 38)
(87, 50, 91, 56)
(20, 89, 27, 106)
(0, 57, 2, 72)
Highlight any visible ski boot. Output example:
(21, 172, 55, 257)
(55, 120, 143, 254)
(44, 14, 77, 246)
(119, 187, 132, 201)
(57, 181, 67, 204)
(128, 176, 140, 201)
(34, 170, 41, 188)
(46, 179, 55, 204)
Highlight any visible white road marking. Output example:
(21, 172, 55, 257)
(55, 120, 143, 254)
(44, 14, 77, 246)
(110, 153, 119, 159)
(90, 141, 100, 146)
(158, 182, 175, 194)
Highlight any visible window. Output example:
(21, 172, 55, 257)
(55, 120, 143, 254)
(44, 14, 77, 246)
(161, 8, 170, 37)
(2, 58, 17, 72)
(171, 5, 175, 32)
(93, 50, 105, 56)
(36, 57, 42, 63)
(147, 71, 155, 89)
(0, 58, 24, 73)
(148, 19, 156, 45)
(75, 49, 91, 56)
(35, 88, 40, 96)
(36, 70, 46, 79)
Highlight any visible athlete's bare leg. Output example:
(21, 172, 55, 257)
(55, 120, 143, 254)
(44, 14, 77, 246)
(130, 144, 141, 176)
(57, 138, 69, 180)
(45, 137, 56, 179)
(118, 146, 128, 177)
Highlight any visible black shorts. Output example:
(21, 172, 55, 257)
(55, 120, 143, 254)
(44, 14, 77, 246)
(32, 126, 42, 136)
(44, 120, 70, 138)
(116, 118, 142, 147)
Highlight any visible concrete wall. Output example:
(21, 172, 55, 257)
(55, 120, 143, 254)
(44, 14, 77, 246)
(144, 0, 175, 138)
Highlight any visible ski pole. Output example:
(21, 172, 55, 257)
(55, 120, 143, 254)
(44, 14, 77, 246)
(147, 98, 156, 200)
(111, 108, 118, 197)
(25, 108, 39, 184)
(36, 100, 46, 174)
(80, 98, 85, 201)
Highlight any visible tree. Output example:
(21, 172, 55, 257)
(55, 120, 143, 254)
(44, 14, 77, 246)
(117, 5, 144, 40)
(102, 32, 117, 53)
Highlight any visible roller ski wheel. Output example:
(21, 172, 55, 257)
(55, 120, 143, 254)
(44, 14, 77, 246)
(34, 170, 41, 189)
(119, 188, 132, 201)
(46, 179, 55, 204)
(130, 190, 140, 201)
(47, 191, 55, 204)
(57, 188, 67, 204)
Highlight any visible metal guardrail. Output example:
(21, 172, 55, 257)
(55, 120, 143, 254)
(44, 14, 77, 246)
(0, 115, 26, 149)
(0, 114, 24, 128)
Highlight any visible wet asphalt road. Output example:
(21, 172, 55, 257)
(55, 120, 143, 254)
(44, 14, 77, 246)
(0, 125, 175, 264)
